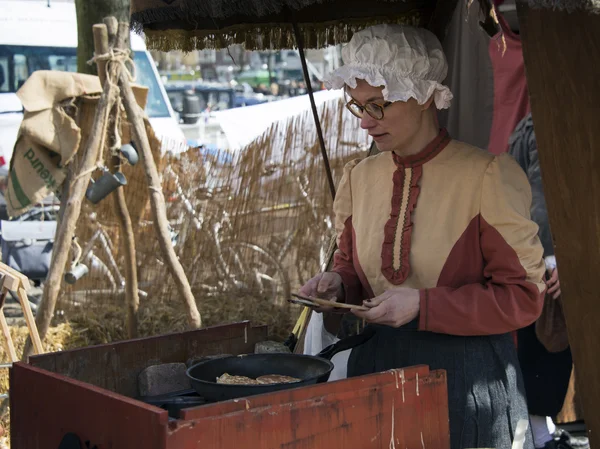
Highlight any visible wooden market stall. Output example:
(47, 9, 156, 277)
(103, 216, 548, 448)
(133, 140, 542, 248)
(129, 0, 600, 445)
(11, 322, 451, 448)
(8, 0, 598, 446)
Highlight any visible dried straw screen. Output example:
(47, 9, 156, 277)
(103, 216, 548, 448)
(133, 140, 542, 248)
(61, 96, 369, 340)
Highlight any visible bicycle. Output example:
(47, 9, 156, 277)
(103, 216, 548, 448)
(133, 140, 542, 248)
(156, 166, 291, 307)
(63, 212, 149, 304)
(252, 159, 336, 288)
(0, 203, 60, 316)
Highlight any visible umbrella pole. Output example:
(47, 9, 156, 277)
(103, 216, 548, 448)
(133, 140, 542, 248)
(291, 20, 336, 201)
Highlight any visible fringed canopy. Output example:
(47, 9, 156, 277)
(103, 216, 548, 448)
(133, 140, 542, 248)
(527, 0, 600, 13)
(130, 0, 599, 52)
(130, 0, 458, 51)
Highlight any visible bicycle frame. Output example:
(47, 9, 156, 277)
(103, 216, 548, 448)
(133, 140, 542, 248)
(163, 166, 290, 304)
(72, 213, 147, 299)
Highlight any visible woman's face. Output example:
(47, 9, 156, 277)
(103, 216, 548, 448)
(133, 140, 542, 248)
(346, 79, 428, 153)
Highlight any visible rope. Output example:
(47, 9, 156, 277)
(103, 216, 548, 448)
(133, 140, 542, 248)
(75, 46, 137, 182)
(88, 48, 135, 159)
(87, 48, 136, 84)
(71, 163, 104, 184)
(71, 237, 83, 267)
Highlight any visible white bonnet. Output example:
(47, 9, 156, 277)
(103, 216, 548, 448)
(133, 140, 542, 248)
(324, 24, 453, 110)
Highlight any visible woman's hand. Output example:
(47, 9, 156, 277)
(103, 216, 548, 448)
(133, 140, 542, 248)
(352, 288, 420, 327)
(299, 272, 344, 313)
(546, 268, 561, 299)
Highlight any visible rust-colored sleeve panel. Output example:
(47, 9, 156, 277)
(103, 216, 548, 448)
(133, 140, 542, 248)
(419, 155, 545, 335)
(480, 154, 546, 290)
(419, 214, 544, 335)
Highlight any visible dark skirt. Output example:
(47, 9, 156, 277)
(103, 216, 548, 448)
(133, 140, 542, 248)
(517, 323, 573, 417)
(348, 320, 533, 449)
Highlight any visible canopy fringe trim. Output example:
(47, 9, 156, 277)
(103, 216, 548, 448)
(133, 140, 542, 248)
(140, 12, 423, 51)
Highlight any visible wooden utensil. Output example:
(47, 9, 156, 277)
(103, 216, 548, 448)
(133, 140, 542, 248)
(290, 293, 369, 312)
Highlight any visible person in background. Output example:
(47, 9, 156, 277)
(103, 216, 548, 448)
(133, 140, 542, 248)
(300, 24, 546, 449)
(509, 113, 589, 449)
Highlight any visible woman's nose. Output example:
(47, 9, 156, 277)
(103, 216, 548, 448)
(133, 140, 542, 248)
(360, 114, 377, 130)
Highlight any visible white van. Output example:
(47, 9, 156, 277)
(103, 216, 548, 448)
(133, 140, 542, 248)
(0, 0, 187, 167)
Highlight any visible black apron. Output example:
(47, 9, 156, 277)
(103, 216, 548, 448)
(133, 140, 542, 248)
(348, 320, 534, 449)
(517, 323, 573, 417)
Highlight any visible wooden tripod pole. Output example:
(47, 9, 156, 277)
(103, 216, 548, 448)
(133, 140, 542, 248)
(104, 18, 139, 338)
(24, 24, 118, 357)
(116, 48, 201, 329)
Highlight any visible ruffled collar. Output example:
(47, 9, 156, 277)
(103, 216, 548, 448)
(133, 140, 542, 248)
(392, 128, 451, 168)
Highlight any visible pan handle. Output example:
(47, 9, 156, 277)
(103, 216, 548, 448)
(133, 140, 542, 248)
(316, 326, 376, 361)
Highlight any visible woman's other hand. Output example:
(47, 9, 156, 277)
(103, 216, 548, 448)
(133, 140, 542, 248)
(299, 272, 344, 312)
(352, 288, 420, 327)
(546, 268, 561, 299)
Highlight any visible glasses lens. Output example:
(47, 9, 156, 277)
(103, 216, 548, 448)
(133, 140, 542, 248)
(365, 103, 384, 120)
(346, 102, 363, 118)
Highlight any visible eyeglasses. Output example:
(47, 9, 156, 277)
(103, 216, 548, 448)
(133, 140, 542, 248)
(345, 98, 393, 120)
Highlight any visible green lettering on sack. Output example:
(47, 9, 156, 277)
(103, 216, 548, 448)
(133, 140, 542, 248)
(24, 148, 58, 191)
(9, 169, 31, 209)
(32, 159, 43, 171)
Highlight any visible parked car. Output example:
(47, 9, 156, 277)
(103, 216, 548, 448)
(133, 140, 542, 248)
(0, 0, 188, 167)
(166, 82, 236, 124)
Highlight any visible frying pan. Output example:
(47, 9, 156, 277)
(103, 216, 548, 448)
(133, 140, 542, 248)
(186, 327, 375, 402)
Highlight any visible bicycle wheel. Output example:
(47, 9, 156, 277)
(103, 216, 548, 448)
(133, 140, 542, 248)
(190, 241, 290, 307)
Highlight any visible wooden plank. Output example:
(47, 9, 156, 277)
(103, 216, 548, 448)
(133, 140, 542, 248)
(0, 273, 20, 292)
(10, 362, 168, 449)
(29, 321, 268, 396)
(517, 3, 600, 443)
(16, 287, 43, 355)
(0, 261, 29, 291)
(168, 368, 450, 449)
(0, 284, 17, 362)
(0, 305, 17, 363)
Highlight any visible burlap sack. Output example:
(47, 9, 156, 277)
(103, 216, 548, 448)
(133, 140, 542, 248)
(6, 70, 151, 218)
(5, 136, 67, 215)
(5, 71, 102, 217)
(16, 71, 102, 165)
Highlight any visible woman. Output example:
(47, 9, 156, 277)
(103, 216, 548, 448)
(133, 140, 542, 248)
(300, 24, 546, 449)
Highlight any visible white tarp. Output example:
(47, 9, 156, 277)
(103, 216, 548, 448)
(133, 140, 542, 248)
(213, 90, 344, 151)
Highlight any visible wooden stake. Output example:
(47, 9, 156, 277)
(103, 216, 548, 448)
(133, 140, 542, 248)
(104, 19, 139, 339)
(17, 287, 43, 354)
(0, 312, 17, 363)
(0, 288, 17, 363)
(23, 24, 119, 357)
(116, 67, 202, 329)
(103, 16, 118, 48)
